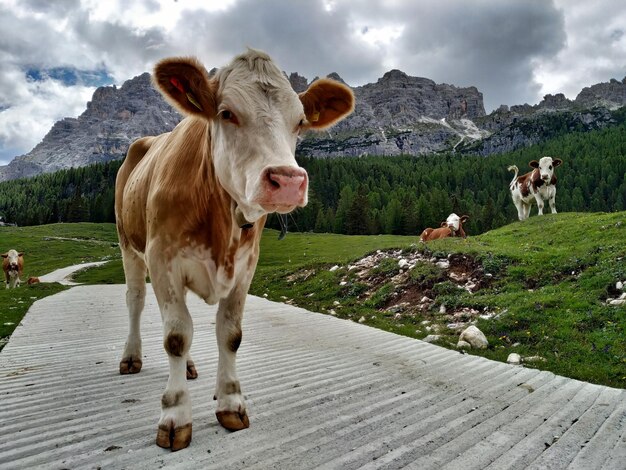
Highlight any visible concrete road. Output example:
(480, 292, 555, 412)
(0, 285, 624, 469)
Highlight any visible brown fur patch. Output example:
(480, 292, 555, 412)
(517, 172, 532, 197)
(161, 390, 185, 408)
(223, 381, 241, 395)
(531, 170, 545, 191)
(164, 333, 186, 357)
(228, 330, 242, 352)
(421, 227, 452, 242)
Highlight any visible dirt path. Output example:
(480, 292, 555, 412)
(37, 261, 108, 285)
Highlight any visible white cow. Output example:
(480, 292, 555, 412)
(508, 157, 562, 220)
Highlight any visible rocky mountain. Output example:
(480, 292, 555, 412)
(1, 70, 625, 181)
(298, 70, 488, 157)
(0, 73, 181, 181)
(459, 77, 626, 155)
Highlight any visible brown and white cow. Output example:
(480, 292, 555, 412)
(2, 249, 24, 289)
(420, 213, 469, 242)
(508, 157, 562, 221)
(115, 49, 354, 451)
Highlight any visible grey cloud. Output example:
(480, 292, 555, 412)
(392, 0, 566, 110)
(171, 0, 384, 86)
(69, 12, 173, 81)
(21, 0, 81, 16)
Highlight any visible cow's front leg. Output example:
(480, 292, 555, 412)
(549, 195, 557, 214)
(534, 195, 545, 215)
(149, 261, 194, 451)
(214, 285, 249, 431)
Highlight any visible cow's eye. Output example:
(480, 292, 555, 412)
(220, 110, 239, 125)
(549, 165, 552, 170)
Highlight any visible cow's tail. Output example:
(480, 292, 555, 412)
(507, 165, 519, 191)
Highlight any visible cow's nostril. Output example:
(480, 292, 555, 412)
(266, 171, 281, 189)
(269, 178, 280, 189)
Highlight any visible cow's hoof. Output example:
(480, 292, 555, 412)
(186, 361, 198, 380)
(119, 357, 142, 374)
(156, 423, 192, 451)
(216, 410, 249, 431)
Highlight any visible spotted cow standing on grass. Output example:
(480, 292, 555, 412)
(115, 49, 354, 451)
(2, 249, 23, 289)
(508, 157, 563, 221)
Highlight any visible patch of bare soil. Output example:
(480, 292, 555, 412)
(341, 248, 499, 334)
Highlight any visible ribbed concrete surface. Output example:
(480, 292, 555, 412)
(1, 285, 624, 470)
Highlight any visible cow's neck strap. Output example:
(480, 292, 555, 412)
(234, 206, 254, 230)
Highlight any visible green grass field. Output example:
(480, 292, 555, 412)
(1, 214, 624, 387)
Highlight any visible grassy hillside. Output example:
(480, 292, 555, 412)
(248, 212, 626, 388)
(1, 217, 624, 388)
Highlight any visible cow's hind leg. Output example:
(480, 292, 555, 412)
(119, 249, 147, 374)
(214, 285, 250, 431)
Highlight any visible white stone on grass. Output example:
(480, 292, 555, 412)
(458, 325, 489, 349)
(507, 353, 521, 365)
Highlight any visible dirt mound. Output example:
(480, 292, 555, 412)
(340, 248, 498, 334)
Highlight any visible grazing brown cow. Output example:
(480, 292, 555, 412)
(508, 156, 562, 220)
(420, 213, 469, 242)
(2, 249, 23, 288)
(115, 49, 354, 451)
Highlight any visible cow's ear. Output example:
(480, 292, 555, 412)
(18, 252, 24, 257)
(299, 78, 355, 130)
(440, 221, 448, 227)
(1, 253, 7, 258)
(529, 160, 539, 168)
(552, 158, 563, 167)
(153, 57, 217, 119)
(460, 215, 470, 223)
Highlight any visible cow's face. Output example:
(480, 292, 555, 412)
(153, 50, 354, 225)
(445, 213, 462, 231)
(443, 213, 469, 233)
(2, 249, 23, 272)
(530, 156, 562, 182)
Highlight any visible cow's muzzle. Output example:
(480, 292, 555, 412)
(259, 166, 308, 210)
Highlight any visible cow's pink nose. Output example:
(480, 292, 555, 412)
(263, 166, 308, 207)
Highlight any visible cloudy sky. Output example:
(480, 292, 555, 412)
(0, 0, 624, 165)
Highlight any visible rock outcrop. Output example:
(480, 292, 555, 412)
(0, 73, 181, 181)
